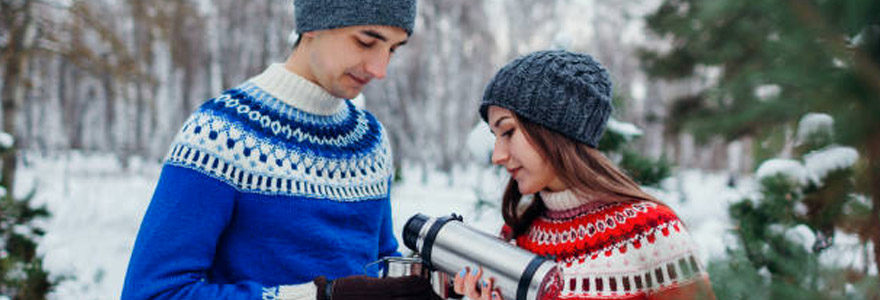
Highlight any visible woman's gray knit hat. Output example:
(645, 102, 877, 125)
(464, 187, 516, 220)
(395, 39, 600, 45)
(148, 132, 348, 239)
(480, 50, 613, 148)
(294, 0, 418, 35)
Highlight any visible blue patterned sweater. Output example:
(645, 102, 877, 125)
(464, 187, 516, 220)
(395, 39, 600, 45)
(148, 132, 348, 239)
(122, 64, 399, 299)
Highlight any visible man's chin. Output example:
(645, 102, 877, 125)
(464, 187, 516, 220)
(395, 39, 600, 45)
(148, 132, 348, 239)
(341, 88, 365, 100)
(328, 89, 360, 100)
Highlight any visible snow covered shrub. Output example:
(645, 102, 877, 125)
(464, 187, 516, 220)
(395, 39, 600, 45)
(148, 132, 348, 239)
(708, 113, 876, 299)
(0, 133, 57, 299)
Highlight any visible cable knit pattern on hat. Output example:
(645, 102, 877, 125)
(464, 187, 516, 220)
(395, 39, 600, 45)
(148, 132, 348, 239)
(510, 191, 712, 299)
(122, 64, 399, 300)
(480, 50, 613, 148)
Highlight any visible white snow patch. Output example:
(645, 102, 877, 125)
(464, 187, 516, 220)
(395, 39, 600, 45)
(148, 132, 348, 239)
(606, 118, 643, 140)
(0, 131, 14, 149)
(785, 225, 816, 253)
(12, 224, 32, 237)
(756, 159, 808, 187)
(630, 80, 647, 102)
(803, 146, 859, 186)
(757, 266, 771, 283)
(768, 224, 786, 235)
(794, 202, 808, 217)
(796, 113, 833, 143)
(754, 84, 781, 101)
(819, 231, 873, 275)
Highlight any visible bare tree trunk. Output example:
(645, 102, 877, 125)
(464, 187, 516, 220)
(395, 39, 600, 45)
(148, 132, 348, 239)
(135, 82, 146, 155)
(129, 0, 153, 157)
(1, 0, 34, 196)
(181, 69, 194, 125)
(22, 55, 38, 151)
(102, 55, 117, 151)
(63, 66, 85, 149)
(260, 0, 272, 68)
(1, 63, 22, 195)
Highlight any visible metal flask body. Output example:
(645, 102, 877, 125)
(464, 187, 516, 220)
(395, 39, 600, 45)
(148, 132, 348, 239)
(376, 256, 430, 278)
(403, 214, 560, 300)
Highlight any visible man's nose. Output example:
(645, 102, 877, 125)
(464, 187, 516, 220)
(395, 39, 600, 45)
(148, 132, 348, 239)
(364, 52, 390, 80)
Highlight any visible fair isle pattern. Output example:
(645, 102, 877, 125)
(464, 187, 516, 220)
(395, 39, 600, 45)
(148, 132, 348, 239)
(517, 200, 709, 299)
(165, 82, 392, 201)
(262, 287, 279, 300)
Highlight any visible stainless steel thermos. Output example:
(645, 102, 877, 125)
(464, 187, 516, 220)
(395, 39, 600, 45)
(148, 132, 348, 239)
(402, 213, 560, 300)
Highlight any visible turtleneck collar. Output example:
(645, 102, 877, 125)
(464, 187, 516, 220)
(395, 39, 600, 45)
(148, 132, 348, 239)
(249, 63, 344, 116)
(539, 189, 596, 212)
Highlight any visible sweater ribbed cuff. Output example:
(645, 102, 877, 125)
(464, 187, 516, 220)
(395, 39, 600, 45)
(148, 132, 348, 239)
(264, 282, 318, 300)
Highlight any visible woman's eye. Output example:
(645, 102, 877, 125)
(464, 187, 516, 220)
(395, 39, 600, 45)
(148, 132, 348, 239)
(357, 40, 372, 48)
(501, 129, 514, 137)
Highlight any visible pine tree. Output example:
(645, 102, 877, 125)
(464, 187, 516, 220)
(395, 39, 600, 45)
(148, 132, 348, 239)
(0, 132, 55, 299)
(707, 113, 875, 299)
(641, 0, 880, 288)
(598, 117, 671, 187)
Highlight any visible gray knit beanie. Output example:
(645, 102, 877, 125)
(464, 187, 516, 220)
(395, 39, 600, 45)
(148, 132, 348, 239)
(294, 0, 417, 35)
(480, 50, 613, 148)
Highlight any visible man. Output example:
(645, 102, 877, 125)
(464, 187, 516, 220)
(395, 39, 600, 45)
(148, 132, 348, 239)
(122, 1, 436, 299)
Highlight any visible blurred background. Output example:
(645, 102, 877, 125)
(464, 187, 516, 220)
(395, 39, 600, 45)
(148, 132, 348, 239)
(0, 0, 878, 298)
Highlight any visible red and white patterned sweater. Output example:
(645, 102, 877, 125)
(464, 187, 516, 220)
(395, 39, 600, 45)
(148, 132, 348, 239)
(506, 190, 715, 300)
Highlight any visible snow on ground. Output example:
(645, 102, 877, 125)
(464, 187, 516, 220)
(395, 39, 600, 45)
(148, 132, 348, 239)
(645, 170, 757, 264)
(19, 153, 160, 299)
(12, 152, 824, 299)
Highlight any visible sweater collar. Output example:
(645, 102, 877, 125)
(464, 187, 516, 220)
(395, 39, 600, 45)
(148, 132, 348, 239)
(249, 63, 344, 116)
(539, 189, 595, 212)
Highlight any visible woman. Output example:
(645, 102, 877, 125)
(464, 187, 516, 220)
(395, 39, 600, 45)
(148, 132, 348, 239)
(454, 50, 716, 300)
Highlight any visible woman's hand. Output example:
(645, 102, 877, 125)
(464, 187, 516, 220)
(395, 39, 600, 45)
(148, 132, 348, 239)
(452, 266, 502, 300)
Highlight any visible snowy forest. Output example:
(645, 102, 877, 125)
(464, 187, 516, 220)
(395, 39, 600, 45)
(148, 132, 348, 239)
(1, 0, 879, 299)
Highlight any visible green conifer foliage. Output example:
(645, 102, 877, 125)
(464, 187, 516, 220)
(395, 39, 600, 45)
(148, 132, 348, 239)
(642, 0, 880, 295)
(598, 118, 671, 187)
(707, 114, 875, 299)
(0, 134, 55, 299)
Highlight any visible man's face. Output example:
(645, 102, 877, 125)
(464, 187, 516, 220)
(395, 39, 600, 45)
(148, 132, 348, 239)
(299, 25, 408, 99)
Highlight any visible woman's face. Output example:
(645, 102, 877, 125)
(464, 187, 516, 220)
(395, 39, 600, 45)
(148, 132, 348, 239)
(487, 106, 566, 195)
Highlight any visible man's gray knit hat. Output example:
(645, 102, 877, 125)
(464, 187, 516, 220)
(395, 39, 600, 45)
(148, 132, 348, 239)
(294, 0, 417, 35)
(480, 50, 613, 148)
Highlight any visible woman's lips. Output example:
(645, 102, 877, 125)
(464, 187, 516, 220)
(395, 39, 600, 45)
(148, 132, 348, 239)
(507, 167, 521, 178)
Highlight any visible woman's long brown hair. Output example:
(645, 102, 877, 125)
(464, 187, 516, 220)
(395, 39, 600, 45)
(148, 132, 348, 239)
(502, 114, 662, 238)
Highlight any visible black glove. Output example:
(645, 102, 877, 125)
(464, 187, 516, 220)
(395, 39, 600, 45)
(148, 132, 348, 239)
(314, 275, 441, 300)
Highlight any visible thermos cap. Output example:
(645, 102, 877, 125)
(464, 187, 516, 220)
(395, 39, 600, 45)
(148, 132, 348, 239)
(403, 213, 429, 251)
